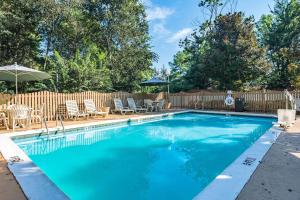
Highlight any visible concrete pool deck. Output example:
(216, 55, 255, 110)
(0, 111, 299, 200)
(237, 118, 300, 200)
(0, 153, 26, 200)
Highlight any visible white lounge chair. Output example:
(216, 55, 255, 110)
(144, 99, 154, 112)
(65, 100, 88, 120)
(112, 98, 134, 115)
(84, 99, 108, 117)
(127, 98, 147, 113)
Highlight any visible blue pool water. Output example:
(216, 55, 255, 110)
(15, 113, 274, 200)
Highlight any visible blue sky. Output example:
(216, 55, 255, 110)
(143, 0, 275, 70)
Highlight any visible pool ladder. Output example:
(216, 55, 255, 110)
(42, 115, 65, 136)
(43, 117, 49, 135)
(58, 115, 65, 134)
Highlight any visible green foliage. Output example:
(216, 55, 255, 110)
(256, 14, 273, 46)
(0, 0, 41, 67)
(260, 0, 300, 89)
(169, 51, 194, 92)
(0, 0, 155, 93)
(200, 12, 270, 90)
(171, 11, 269, 91)
(83, 0, 155, 92)
(170, 0, 300, 92)
(49, 45, 112, 92)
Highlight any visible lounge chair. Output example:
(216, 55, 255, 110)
(144, 99, 154, 112)
(127, 98, 147, 113)
(157, 99, 165, 112)
(84, 99, 108, 117)
(65, 100, 89, 120)
(112, 98, 134, 115)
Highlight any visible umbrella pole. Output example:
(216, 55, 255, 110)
(167, 75, 170, 102)
(15, 73, 18, 95)
(15, 67, 18, 103)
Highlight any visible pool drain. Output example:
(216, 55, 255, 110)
(243, 157, 256, 166)
(8, 156, 23, 164)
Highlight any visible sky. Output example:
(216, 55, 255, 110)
(143, 0, 275, 70)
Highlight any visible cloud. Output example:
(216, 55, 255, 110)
(152, 23, 170, 35)
(167, 28, 193, 43)
(146, 7, 175, 21)
(143, 0, 174, 37)
(140, 0, 152, 7)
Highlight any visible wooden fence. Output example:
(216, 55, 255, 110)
(0, 90, 298, 121)
(0, 91, 166, 120)
(169, 90, 300, 113)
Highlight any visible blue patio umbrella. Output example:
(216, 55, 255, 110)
(140, 76, 169, 86)
(141, 77, 170, 101)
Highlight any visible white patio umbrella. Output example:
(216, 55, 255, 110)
(0, 63, 51, 95)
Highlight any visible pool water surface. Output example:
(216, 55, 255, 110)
(15, 113, 275, 200)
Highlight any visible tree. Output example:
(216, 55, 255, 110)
(259, 0, 300, 89)
(0, 0, 156, 93)
(256, 14, 273, 47)
(83, 0, 155, 92)
(0, 0, 41, 66)
(37, 0, 84, 69)
(175, 11, 270, 91)
(199, 12, 270, 90)
(169, 0, 252, 92)
(49, 45, 112, 92)
(169, 51, 193, 92)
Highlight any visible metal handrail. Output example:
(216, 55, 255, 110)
(43, 117, 49, 135)
(284, 89, 296, 110)
(58, 115, 65, 134)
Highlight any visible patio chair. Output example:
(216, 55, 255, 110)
(65, 100, 89, 120)
(127, 98, 147, 113)
(84, 99, 108, 117)
(157, 99, 165, 112)
(0, 111, 9, 130)
(144, 99, 154, 112)
(112, 98, 134, 115)
(8, 104, 32, 131)
(31, 103, 45, 127)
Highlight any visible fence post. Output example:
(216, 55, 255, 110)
(262, 89, 266, 113)
(201, 91, 204, 110)
(181, 93, 183, 109)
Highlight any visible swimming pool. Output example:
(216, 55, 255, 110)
(14, 112, 275, 200)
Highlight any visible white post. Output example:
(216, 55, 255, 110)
(15, 63, 18, 103)
(167, 75, 170, 102)
(15, 71, 18, 95)
(166, 68, 170, 102)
